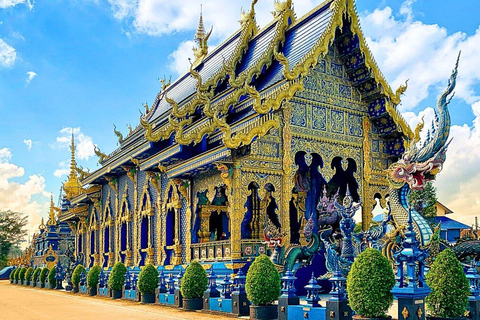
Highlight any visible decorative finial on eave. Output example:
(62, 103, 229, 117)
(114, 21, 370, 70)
(39, 217, 46, 231)
(47, 195, 57, 226)
(192, 4, 213, 68)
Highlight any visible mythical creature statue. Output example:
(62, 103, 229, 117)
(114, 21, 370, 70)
(387, 53, 460, 247)
(113, 124, 123, 142)
(272, 0, 292, 18)
(94, 145, 108, 164)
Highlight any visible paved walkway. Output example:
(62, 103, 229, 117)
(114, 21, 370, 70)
(0, 281, 232, 320)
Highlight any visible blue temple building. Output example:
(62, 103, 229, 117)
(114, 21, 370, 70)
(32, 197, 74, 268)
(58, 0, 414, 274)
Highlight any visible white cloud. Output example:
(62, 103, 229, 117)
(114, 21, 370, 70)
(360, 4, 480, 111)
(51, 127, 95, 161)
(0, 148, 51, 245)
(23, 139, 32, 150)
(360, 2, 480, 226)
(53, 160, 69, 178)
(107, 0, 316, 38)
(0, 0, 34, 10)
(26, 71, 37, 84)
(0, 38, 16, 68)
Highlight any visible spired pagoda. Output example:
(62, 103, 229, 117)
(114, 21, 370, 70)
(32, 196, 74, 269)
(59, 0, 414, 274)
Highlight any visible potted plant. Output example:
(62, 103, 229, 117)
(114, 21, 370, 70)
(9, 268, 16, 284)
(426, 248, 469, 319)
(87, 264, 102, 296)
(32, 268, 41, 287)
(246, 254, 281, 320)
(72, 264, 85, 293)
(25, 267, 34, 286)
(138, 263, 159, 303)
(347, 248, 395, 319)
(180, 260, 208, 310)
(40, 267, 48, 288)
(19, 267, 26, 285)
(108, 262, 127, 299)
(48, 266, 56, 289)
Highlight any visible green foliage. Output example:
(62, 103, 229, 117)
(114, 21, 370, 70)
(72, 264, 85, 286)
(9, 268, 16, 281)
(347, 248, 395, 318)
(33, 268, 41, 283)
(138, 264, 159, 295)
(87, 265, 102, 288)
(409, 181, 437, 219)
(48, 266, 56, 285)
(246, 254, 281, 306)
(0, 211, 28, 267)
(180, 261, 208, 299)
(19, 267, 26, 281)
(40, 267, 48, 284)
(108, 262, 127, 291)
(426, 248, 469, 318)
(25, 267, 34, 282)
(14, 267, 20, 280)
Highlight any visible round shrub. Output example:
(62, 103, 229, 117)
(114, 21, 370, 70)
(87, 265, 102, 288)
(19, 267, 26, 281)
(48, 266, 56, 286)
(138, 264, 159, 295)
(426, 248, 469, 318)
(180, 261, 208, 299)
(40, 267, 48, 284)
(347, 248, 395, 318)
(72, 264, 85, 287)
(26, 267, 34, 282)
(108, 262, 127, 291)
(33, 268, 41, 283)
(246, 254, 281, 306)
(9, 268, 16, 281)
(14, 268, 20, 281)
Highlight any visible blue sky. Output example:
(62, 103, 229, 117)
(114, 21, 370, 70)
(1, 0, 479, 235)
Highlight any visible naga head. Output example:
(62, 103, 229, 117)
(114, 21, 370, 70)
(387, 52, 460, 190)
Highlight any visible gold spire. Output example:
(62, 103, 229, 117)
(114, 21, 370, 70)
(39, 217, 46, 231)
(46, 195, 57, 226)
(192, 4, 213, 68)
(63, 131, 82, 200)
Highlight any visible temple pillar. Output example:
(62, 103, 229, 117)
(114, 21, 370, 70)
(230, 160, 242, 260)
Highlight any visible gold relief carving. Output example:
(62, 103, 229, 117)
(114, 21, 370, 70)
(105, 176, 118, 193)
(282, 102, 293, 247)
(215, 163, 233, 195)
(225, 263, 246, 270)
(122, 166, 136, 183)
(362, 116, 373, 230)
(402, 306, 409, 319)
(43, 245, 58, 270)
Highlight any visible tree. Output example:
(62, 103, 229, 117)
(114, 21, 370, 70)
(409, 182, 437, 220)
(0, 211, 28, 269)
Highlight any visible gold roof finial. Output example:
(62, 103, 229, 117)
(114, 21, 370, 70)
(47, 195, 57, 226)
(39, 217, 46, 231)
(63, 131, 82, 200)
(192, 4, 213, 68)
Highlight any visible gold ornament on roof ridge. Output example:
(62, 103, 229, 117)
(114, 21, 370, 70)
(63, 132, 83, 200)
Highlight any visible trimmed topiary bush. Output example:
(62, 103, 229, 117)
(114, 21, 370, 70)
(19, 267, 26, 282)
(426, 248, 469, 318)
(87, 265, 102, 288)
(48, 266, 56, 288)
(25, 267, 34, 283)
(40, 267, 48, 285)
(246, 254, 281, 306)
(72, 264, 85, 287)
(347, 248, 395, 318)
(138, 263, 159, 295)
(108, 262, 127, 291)
(14, 268, 20, 281)
(180, 261, 207, 299)
(9, 268, 16, 282)
(33, 268, 41, 284)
